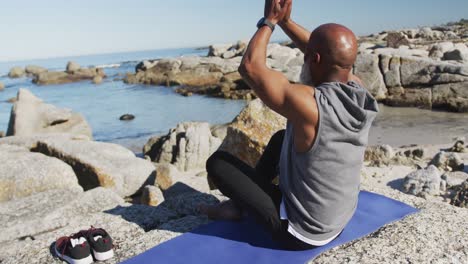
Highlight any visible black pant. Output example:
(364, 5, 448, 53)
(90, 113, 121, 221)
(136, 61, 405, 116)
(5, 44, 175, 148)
(206, 130, 317, 251)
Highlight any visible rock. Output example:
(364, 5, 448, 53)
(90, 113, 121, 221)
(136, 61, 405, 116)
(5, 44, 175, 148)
(429, 42, 455, 59)
(449, 138, 466, 153)
(442, 171, 468, 188)
(6, 89, 93, 138)
(384, 87, 432, 109)
(6, 97, 16, 103)
(219, 99, 286, 167)
(0, 81, 4, 91)
(8, 67, 25, 78)
(24, 65, 47, 76)
(443, 48, 468, 62)
(92, 75, 103, 84)
(141, 185, 165, 206)
(386, 32, 411, 48)
(373, 47, 429, 57)
(120, 114, 135, 121)
(66, 61, 81, 73)
(450, 180, 468, 208)
(145, 122, 222, 172)
(400, 56, 468, 87)
(379, 55, 402, 87)
(402, 165, 442, 197)
(0, 131, 4, 138)
(429, 151, 465, 171)
(432, 82, 468, 112)
(364, 145, 395, 166)
(210, 123, 229, 140)
(353, 54, 387, 100)
(208, 44, 232, 57)
(154, 163, 177, 191)
(32, 137, 156, 197)
(0, 144, 83, 202)
(34, 67, 105, 85)
(136, 60, 158, 72)
(0, 187, 124, 243)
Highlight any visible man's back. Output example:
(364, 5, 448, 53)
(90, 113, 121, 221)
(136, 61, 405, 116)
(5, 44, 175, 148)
(279, 81, 379, 242)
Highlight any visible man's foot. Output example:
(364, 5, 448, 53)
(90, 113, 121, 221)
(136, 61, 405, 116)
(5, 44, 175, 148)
(197, 200, 243, 221)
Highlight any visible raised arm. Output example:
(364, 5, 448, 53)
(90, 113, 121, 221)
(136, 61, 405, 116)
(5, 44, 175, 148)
(239, 0, 317, 126)
(278, 1, 311, 53)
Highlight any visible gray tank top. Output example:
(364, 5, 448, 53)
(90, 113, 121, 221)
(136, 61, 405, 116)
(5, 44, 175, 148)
(278, 81, 379, 241)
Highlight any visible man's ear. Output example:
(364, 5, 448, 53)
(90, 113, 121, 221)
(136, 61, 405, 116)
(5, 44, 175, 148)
(313, 52, 320, 64)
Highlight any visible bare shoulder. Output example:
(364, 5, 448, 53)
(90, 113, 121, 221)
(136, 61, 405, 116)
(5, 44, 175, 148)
(285, 83, 318, 125)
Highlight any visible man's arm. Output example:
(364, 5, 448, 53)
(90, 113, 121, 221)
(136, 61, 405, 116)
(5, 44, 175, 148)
(277, 1, 311, 53)
(238, 0, 317, 125)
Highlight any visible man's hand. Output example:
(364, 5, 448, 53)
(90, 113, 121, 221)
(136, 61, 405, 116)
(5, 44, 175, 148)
(264, 0, 292, 25)
(278, 0, 292, 26)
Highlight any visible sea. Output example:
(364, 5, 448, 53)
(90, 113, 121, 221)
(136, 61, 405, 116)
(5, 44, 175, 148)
(1, 47, 467, 153)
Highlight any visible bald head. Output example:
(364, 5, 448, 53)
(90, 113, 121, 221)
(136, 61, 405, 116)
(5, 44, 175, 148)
(307, 23, 358, 71)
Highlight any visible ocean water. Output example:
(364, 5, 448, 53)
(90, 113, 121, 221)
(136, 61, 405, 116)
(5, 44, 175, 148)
(1, 48, 467, 153)
(0, 48, 247, 152)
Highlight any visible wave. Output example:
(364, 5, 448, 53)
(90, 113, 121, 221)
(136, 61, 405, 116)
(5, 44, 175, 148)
(96, 63, 121, 69)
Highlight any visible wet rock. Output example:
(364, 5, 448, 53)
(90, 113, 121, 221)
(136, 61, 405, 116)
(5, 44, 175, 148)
(92, 75, 103, 84)
(219, 99, 286, 167)
(8, 67, 25, 78)
(450, 180, 468, 208)
(0, 144, 82, 202)
(34, 67, 105, 85)
(6, 89, 93, 138)
(402, 165, 442, 197)
(0, 82, 4, 91)
(141, 185, 165, 206)
(385, 87, 432, 109)
(119, 114, 135, 121)
(429, 151, 465, 172)
(145, 122, 222, 172)
(6, 97, 16, 103)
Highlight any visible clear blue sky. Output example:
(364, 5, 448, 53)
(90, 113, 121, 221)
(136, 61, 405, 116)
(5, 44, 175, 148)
(1, 0, 467, 62)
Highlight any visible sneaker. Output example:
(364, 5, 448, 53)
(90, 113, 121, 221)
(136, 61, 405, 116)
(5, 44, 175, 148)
(80, 226, 114, 262)
(54, 233, 93, 264)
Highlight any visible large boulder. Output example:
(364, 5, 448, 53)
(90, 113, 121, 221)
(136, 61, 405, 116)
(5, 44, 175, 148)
(8, 67, 25, 78)
(429, 151, 465, 172)
(144, 122, 222, 172)
(353, 54, 387, 100)
(219, 99, 286, 167)
(0, 144, 83, 202)
(33, 67, 105, 85)
(66, 61, 81, 73)
(432, 82, 468, 112)
(24, 65, 47, 76)
(6, 89, 92, 138)
(386, 32, 410, 48)
(33, 137, 156, 197)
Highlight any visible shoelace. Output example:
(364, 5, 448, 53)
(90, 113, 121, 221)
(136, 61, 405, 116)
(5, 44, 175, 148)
(86, 225, 114, 248)
(58, 231, 87, 257)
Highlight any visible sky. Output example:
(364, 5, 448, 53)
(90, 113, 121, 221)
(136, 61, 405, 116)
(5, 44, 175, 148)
(0, 0, 467, 62)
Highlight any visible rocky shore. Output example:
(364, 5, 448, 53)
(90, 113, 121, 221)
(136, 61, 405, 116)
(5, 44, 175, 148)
(7, 61, 106, 85)
(125, 20, 468, 112)
(0, 88, 467, 263)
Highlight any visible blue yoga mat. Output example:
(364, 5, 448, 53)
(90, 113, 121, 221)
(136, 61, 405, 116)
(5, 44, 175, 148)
(122, 191, 418, 264)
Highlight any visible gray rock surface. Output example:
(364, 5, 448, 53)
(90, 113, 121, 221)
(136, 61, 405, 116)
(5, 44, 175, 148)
(0, 144, 82, 202)
(6, 89, 93, 138)
(402, 165, 443, 197)
(353, 54, 387, 100)
(145, 122, 221, 172)
(34, 137, 156, 197)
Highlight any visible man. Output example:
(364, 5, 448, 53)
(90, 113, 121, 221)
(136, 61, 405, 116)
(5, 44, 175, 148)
(198, 0, 379, 250)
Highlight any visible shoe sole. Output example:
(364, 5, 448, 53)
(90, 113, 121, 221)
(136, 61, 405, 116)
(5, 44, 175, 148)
(54, 246, 93, 264)
(92, 249, 114, 261)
